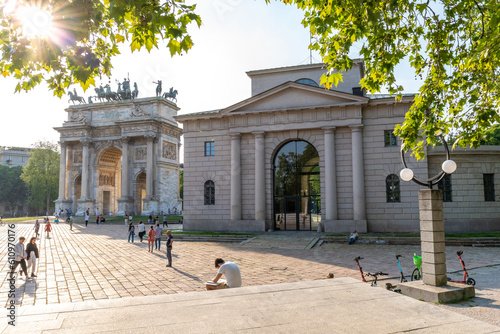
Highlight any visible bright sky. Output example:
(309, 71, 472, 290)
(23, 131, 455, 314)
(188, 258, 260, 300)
(0, 1, 422, 150)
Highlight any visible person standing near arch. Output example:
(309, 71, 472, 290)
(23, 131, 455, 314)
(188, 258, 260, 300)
(147, 226, 155, 252)
(34, 219, 40, 238)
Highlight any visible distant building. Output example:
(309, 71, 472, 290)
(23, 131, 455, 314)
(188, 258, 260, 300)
(176, 62, 500, 233)
(0, 146, 31, 167)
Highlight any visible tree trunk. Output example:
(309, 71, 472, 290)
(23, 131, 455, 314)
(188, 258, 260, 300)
(46, 191, 50, 216)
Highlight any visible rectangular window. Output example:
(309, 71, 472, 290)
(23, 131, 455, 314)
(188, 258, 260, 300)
(384, 130, 398, 147)
(484, 174, 495, 202)
(438, 174, 452, 202)
(204, 142, 215, 156)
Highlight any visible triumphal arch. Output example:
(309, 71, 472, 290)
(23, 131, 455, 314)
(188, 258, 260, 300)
(54, 97, 182, 216)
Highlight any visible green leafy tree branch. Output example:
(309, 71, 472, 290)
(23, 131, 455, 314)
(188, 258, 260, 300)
(274, 0, 500, 158)
(0, 0, 201, 96)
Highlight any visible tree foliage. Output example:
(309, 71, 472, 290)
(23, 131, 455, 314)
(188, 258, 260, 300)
(0, 0, 201, 96)
(20, 141, 59, 214)
(276, 0, 500, 159)
(480, 123, 500, 145)
(0, 165, 27, 213)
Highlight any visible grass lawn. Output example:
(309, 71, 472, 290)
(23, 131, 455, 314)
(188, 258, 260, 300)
(1, 216, 45, 222)
(72, 215, 183, 223)
(170, 231, 257, 236)
(326, 232, 500, 238)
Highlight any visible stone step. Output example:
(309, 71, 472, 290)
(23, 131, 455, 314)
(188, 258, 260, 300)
(172, 235, 254, 242)
(322, 236, 500, 247)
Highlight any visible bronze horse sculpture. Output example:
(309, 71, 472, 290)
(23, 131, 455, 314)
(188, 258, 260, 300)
(162, 87, 178, 103)
(68, 91, 86, 104)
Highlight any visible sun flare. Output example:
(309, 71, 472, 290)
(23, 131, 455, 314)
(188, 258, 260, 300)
(17, 6, 53, 38)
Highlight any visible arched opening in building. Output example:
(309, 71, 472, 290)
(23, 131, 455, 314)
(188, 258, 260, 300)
(97, 147, 122, 215)
(73, 174, 82, 214)
(273, 140, 321, 231)
(135, 172, 147, 214)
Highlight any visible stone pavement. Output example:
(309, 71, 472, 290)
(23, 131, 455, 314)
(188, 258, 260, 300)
(4, 278, 500, 333)
(1, 222, 499, 331)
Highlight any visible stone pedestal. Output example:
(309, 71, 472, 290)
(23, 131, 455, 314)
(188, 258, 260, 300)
(76, 199, 95, 216)
(400, 280, 475, 303)
(55, 199, 73, 213)
(419, 189, 447, 286)
(117, 197, 135, 217)
(141, 198, 159, 216)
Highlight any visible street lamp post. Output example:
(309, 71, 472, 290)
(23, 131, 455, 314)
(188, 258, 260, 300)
(400, 138, 456, 287)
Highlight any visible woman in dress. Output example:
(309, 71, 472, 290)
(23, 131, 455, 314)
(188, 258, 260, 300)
(45, 221, 52, 238)
(26, 237, 39, 278)
(147, 226, 155, 252)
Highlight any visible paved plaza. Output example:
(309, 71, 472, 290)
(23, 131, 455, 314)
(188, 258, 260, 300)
(1, 221, 500, 331)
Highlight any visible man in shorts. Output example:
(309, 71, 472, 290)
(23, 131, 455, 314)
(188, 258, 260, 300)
(206, 258, 241, 290)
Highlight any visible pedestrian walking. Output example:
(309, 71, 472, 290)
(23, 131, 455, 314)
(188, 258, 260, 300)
(45, 221, 52, 238)
(9, 237, 29, 279)
(148, 214, 152, 224)
(165, 230, 173, 267)
(96, 215, 100, 225)
(26, 237, 39, 278)
(128, 214, 133, 223)
(147, 226, 155, 252)
(137, 221, 146, 242)
(85, 213, 89, 227)
(154, 223, 163, 250)
(128, 222, 135, 243)
(69, 216, 74, 230)
(163, 214, 168, 228)
(34, 219, 40, 238)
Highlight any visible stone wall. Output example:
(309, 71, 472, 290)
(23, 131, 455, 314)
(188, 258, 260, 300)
(428, 147, 500, 232)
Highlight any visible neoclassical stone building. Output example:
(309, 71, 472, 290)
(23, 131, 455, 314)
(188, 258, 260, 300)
(176, 62, 500, 233)
(55, 97, 182, 216)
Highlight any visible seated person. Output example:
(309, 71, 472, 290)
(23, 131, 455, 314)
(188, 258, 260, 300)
(100, 216, 106, 223)
(349, 230, 359, 245)
(206, 258, 241, 290)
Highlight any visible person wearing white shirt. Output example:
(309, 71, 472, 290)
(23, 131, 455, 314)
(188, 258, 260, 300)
(9, 237, 29, 279)
(206, 258, 241, 290)
(137, 221, 146, 242)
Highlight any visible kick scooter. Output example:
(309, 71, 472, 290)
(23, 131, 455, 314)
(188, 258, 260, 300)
(354, 256, 388, 286)
(395, 254, 407, 283)
(354, 256, 366, 282)
(447, 250, 476, 286)
(411, 253, 422, 281)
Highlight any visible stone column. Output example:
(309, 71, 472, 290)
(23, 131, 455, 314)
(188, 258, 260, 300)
(351, 125, 366, 221)
(323, 127, 338, 221)
(141, 134, 158, 215)
(230, 133, 242, 220)
(57, 142, 67, 200)
(145, 134, 156, 198)
(80, 139, 91, 200)
(253, 132, 265, 221)
(419, 189, 447, 286)
(117, 137, 134, 216)
(121, 137, 130, 198)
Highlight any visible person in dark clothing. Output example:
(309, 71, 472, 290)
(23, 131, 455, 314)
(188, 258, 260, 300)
(26, 237, 39, 278)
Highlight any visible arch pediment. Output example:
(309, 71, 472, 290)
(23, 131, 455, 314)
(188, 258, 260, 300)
(220, 82, 368, 115)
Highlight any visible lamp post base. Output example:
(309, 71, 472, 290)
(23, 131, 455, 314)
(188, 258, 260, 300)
(400, 280, 475, 303)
